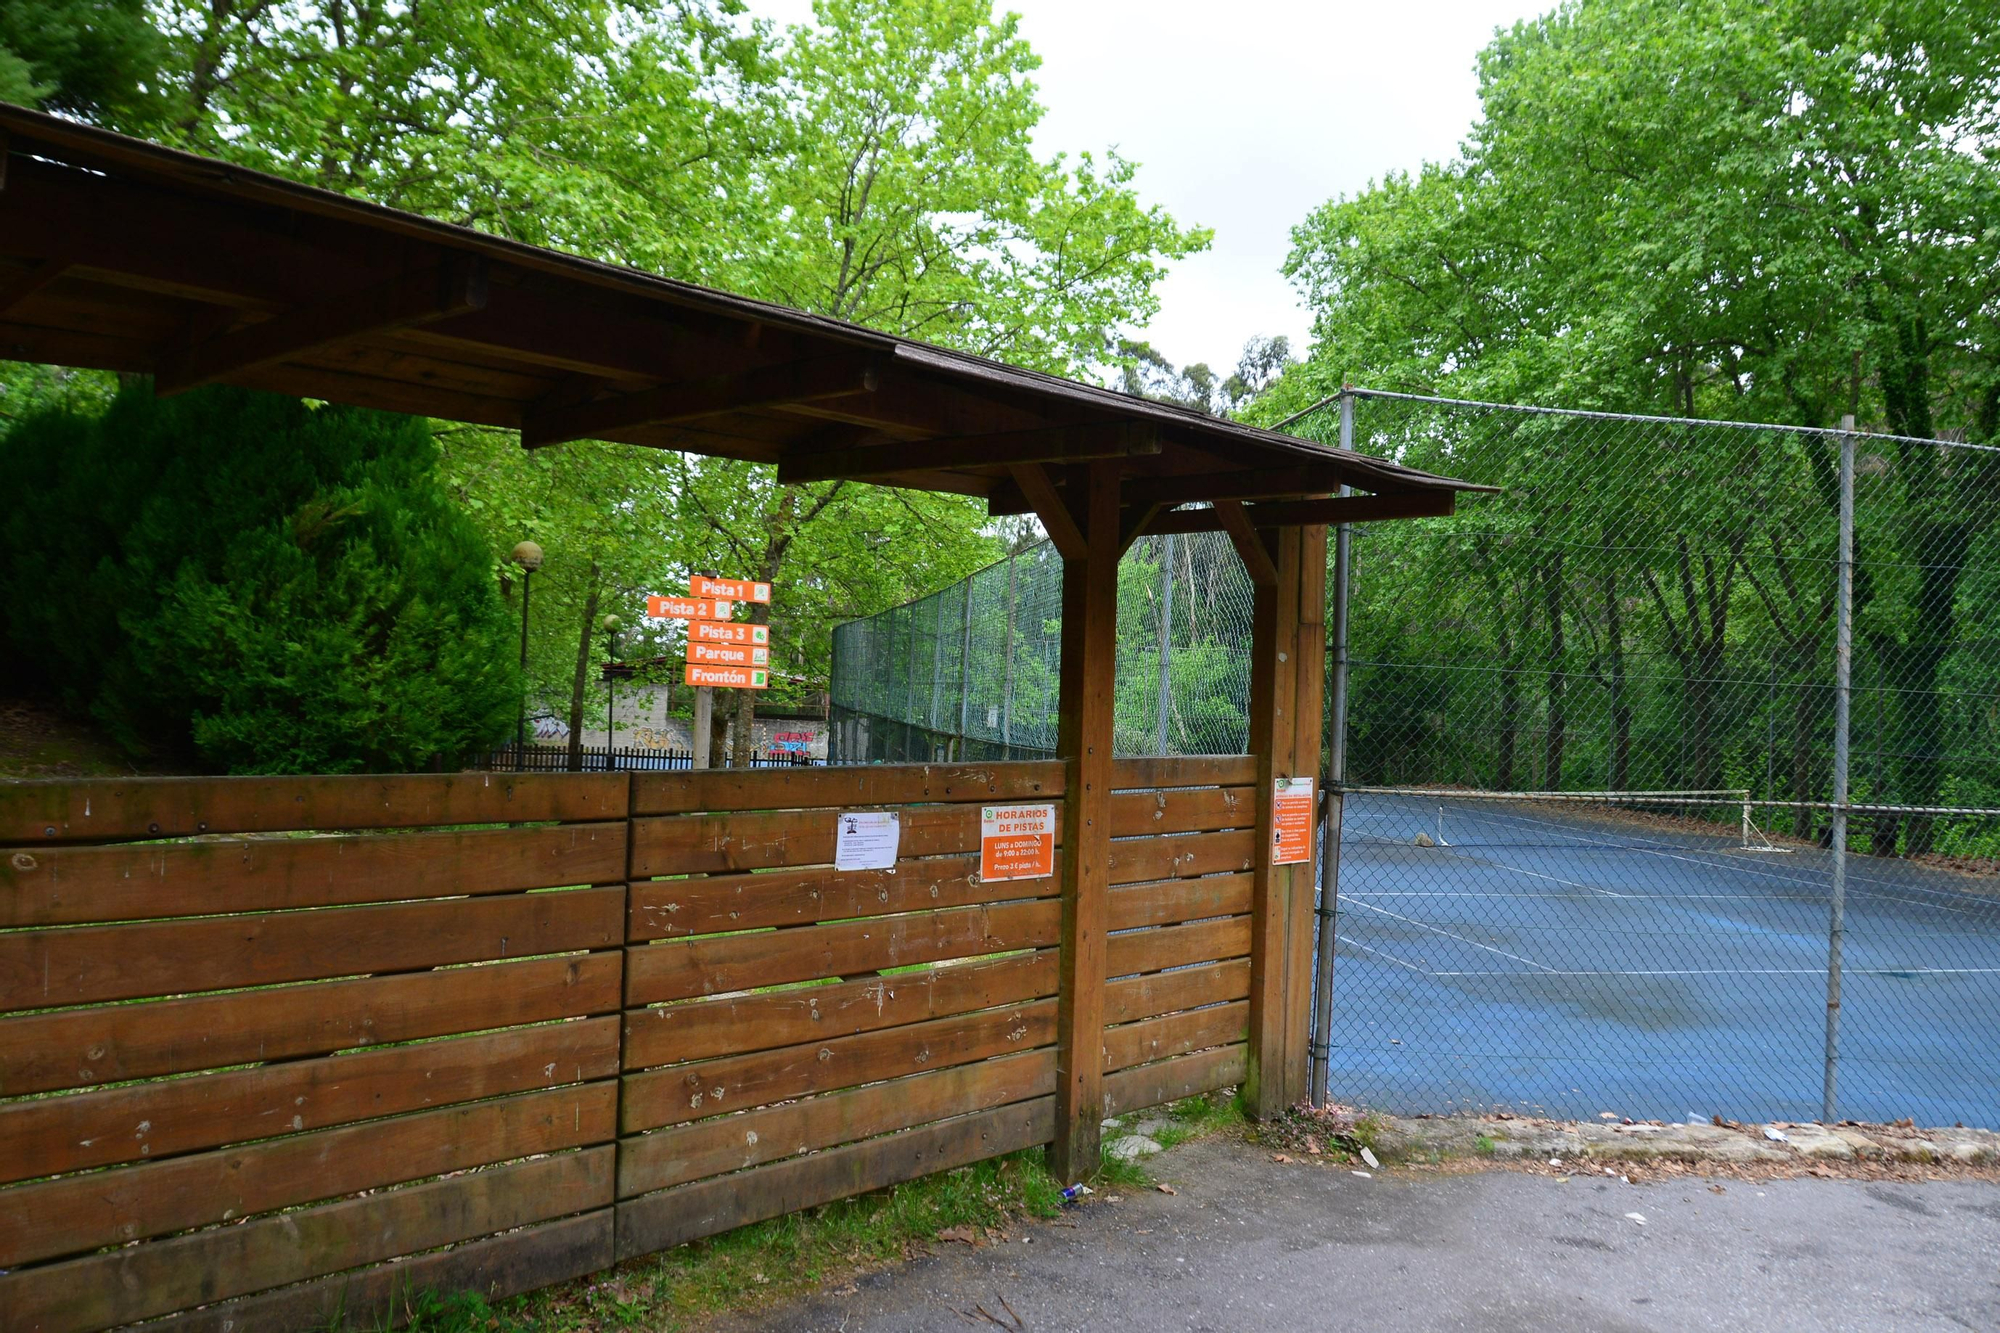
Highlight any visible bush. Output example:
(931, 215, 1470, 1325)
(0, 384, 519, 772)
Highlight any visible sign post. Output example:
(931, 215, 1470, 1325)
(646, 577, 778, 769)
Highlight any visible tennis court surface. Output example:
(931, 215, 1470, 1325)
(1325, 792, 2000, 1126)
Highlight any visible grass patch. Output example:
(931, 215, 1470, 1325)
(367, 1148, 1065, 1333)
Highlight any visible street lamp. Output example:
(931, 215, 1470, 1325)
(601, 613, 621, 771)
(511, 540, 544, 770)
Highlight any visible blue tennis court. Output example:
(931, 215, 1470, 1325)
(1323, 792, 2000, 1126)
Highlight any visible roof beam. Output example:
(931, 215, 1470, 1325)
(776, 422, 1157, 485)
(1120, 462, 1363, 510)
(1011, 463, 1087, 561)
(1214, 500, 1278, 588)
(1140, 488, 1459, 537)
(521, 352, 883, 449)
(154, 259, 488, 396)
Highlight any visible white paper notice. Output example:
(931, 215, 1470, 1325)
(834, 810, 901, 871)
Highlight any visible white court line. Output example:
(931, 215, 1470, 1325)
(1347, 825, 1634, 899)
(1341, 898, 1557, 972)
(1336, 934, 1433, 975)
(1385, 801, 1995, 920)
(1420, 966, 2000, 978)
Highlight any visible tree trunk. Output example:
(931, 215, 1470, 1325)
(565, 564, 601, 772)
(1543, 551, 1567, 789)
(1601, 565, 1631, 792)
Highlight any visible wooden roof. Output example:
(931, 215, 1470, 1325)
(0, 106, 1486, 534)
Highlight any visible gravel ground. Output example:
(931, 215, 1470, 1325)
(711, 1132, 2000, 1333)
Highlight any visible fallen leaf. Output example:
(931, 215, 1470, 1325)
(1270, 1153, 1292, 1164)
(938, 1226, 978, 1245)
(1710, 1185, 1726, 1194)
(1157, 1183, 1178, 1195)
(1305, 1136, 1322, 1155)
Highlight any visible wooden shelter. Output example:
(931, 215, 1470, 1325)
(0, 105, 1486, 1330)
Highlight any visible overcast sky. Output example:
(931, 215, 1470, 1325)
(755, 0, 1544, 377)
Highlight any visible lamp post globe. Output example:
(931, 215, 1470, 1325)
(601, 614, 622, 769)
(510, 540, 544, 768)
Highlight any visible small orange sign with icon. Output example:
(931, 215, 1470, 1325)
(689, 641, 769, 667)
(691, 620, 769, 645)
(980, 803, 1055, 881)
(684, 663, 769, 689)
(1273, 777, 1315, 865)
(691, 575, 772, 603)
(647, 595, 732, 621)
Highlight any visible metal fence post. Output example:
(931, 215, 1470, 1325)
(957, 579, 974, 757)
(1157, 533, 1176, 755)
(1824, 415, 1855, 1121)
(1309, 390, 1356, 1106)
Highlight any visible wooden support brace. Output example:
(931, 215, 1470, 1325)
(0, 256, 70, 317)
(1011, 462, 1087, 562)
(521, 352, 883, 449)
(1244, 526, 1303, 1117)
(1048, 457, 1120, 1184)
(777, 422, 1157, 485)
(1215, 500, 1279, 588)
(154, 258, 489, 396)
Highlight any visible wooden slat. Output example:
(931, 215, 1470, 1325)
(623, 896, 1058, 1005)
(629, 784, 1230, 880)
(1104, 1044, 1247, 1117)
(1108, 873, 1253, 931)
(1104, 958, 1251, 1026)
(0, 772, 627, 842)
(1104, 1000, 1249, 1073)
(0, 1083, 615, 1268)
(0, 886, 624, 1011)
(1109, 785, 1254, 836)
(614, 1098, 1053, 1261)
(1, 822, 627, 928)
(623, 950, 1055, 1069)
(627, 853, 1053, 942)
(631, 761, 1061, 816)
(1107, 916, 1251, 978)
(0, 952, 621, 1096)
(620, 998, 1054, 1133)
(1108, 828, 1256, 885)
(1112, 755, 1258, 790)
(132, 1209, 615, 1333)
(1, 1148, 612, 1333)
(618, 1049, 1054, 1197)
(630, 803, 984, 877)
(0, 1016, 620, 1184)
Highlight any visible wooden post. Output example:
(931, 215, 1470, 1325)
(1244, 525, 1303, 1118)
(1285, 525, 1329, 1107)
(1049, 459, 1120, 1184)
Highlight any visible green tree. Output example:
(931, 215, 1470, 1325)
(0, 0, 160, 119)
(0, 387, 519, 772)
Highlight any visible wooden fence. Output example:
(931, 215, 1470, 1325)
(0, 757, 1284, 1332)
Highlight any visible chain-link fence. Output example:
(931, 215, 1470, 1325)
(1301, 389, 2000, 1125)
(829, 386, 2000, 1126)
(829, 531, 1257, 763)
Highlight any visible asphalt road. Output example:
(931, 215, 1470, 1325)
(718, 1137, 2000, 1333)
(1326, 793, 2000, 1124)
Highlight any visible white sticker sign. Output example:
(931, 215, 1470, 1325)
(834, 810, 901, 872)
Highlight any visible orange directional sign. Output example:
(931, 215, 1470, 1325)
(685, 663, 769, 690)
(647, 594, 732, 620)
(691, 620, 770, 646)
(691, 574, 772, 603)
(690, 641, 770, 667)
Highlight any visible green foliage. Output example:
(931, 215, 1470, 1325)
(0, 386, 519, 772)
(0, 0, 160, 119)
